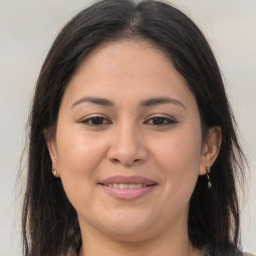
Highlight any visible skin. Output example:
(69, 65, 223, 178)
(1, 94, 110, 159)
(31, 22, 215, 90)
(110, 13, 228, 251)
(47, 40, 221, 256)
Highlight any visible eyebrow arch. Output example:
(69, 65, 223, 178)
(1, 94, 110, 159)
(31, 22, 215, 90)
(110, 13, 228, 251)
(71, 96, 186, 109)
(140, 97, 186, 109)
(71, 97, 114, 108)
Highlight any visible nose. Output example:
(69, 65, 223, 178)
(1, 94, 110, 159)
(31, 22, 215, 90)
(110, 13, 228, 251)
(107, 124, 148, 166)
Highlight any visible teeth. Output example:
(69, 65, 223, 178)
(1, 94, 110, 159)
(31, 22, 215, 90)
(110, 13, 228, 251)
(106, 183, 148, 189)
(120, 184, 128, 189)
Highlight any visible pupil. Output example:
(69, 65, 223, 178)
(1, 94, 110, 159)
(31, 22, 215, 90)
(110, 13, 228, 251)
(153, 117, 164, 125)
(92, 117, 103, 125)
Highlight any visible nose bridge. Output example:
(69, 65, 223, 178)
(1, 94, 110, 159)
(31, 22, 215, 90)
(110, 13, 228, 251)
(116, 121, 138, 151)
(107, 118, 148, 166)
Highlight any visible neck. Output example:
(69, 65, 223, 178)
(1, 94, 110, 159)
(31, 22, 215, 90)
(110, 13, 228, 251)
(78, 222, 200, 256)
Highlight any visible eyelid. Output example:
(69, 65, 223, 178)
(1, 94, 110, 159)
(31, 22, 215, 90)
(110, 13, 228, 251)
(79, 114, 176, 127)
(144, 114, 177, 126)
(80, 114, 112, 126)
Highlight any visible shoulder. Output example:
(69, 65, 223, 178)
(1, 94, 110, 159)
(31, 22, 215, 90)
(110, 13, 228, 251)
(198, 245, 211, 256)
(199, 244, 255, 256)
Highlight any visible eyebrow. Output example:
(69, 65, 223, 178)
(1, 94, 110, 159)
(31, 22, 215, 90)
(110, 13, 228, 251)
(71, 96, 185, 109)
(71, 97, 114, 108)
(140, 97, 186, 109)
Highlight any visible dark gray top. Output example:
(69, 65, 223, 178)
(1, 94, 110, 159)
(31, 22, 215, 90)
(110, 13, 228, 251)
(198, 244, 255, 256)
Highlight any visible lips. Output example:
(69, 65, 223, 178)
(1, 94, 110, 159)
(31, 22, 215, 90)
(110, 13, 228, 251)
(99, 175, 158, 200)
(99, 175, 157, 185)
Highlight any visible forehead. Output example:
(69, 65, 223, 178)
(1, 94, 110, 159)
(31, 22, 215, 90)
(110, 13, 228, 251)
(74, 39, 174, 78)
(62, 39, 194, 107)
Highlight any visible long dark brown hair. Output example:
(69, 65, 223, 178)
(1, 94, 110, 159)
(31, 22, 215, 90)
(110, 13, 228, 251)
(22, 0, 245, 255)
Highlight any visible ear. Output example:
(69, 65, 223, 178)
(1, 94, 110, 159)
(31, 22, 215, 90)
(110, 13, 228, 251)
(43, 130, 60, 177)
(199, 126, 222, 175)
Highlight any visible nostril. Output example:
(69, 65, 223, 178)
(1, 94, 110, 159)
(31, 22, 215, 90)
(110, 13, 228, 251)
(107, 143, 149, 166)
(111, 158, 144, 166)
(112, 158, 120, 164)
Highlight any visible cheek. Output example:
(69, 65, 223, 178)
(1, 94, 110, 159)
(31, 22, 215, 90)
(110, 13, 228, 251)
(57, 125, 107, 172)
(151, 127, 202, 194)
(55, 127, 108, 203)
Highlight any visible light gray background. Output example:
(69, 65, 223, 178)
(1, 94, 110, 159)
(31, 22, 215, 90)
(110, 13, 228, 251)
(0, 0, 255, 255)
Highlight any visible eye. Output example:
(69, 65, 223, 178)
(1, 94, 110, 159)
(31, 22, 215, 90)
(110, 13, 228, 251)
(144, 116, 176, 126)
(81, 116, 112, 126)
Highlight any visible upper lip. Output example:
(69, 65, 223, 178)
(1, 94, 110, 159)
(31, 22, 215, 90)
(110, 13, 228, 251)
(99, 175, 157, 185)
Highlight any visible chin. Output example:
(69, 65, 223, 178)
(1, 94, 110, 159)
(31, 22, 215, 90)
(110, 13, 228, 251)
(95, 211, 157, 241)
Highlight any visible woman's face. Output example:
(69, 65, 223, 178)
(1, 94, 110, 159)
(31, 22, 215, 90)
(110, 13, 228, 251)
(48, 40, 216, 242)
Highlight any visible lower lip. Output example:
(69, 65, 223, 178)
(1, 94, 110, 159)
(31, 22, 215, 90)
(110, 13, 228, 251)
(100, 185, 157, 200)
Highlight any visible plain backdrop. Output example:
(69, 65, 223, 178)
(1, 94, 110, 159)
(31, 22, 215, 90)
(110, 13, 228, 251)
(0, 0, 255, 255)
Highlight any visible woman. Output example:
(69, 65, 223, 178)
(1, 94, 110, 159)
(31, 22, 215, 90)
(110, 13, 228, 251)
(21, 0, 252, 255)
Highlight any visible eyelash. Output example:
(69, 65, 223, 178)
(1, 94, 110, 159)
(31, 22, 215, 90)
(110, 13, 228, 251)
(81, 115, 176, 127)
(81, 116, 112, 126)
(144, 116, 176, 126)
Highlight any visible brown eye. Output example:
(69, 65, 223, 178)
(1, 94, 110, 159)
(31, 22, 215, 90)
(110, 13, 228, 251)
(145, 116, 176, 126)
(82, 116, 112, 126)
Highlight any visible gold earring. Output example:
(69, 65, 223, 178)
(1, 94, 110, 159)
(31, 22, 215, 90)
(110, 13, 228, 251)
(52, 168, 57, 177)
(206, 166, 212, 188)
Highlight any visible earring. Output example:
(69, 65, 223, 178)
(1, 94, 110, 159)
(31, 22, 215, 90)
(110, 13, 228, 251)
(52, 168, 57, 177)
(206, 166, 212, 188)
